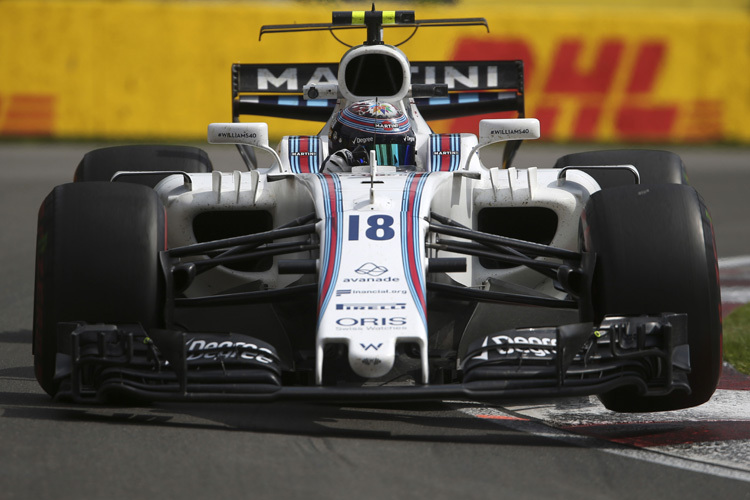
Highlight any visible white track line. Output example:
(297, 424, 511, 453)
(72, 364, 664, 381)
(722, 287, 750, 303)
(719, 255, 750, 269)
(720, 255, 750, 304)
(456, 404, 750, 483)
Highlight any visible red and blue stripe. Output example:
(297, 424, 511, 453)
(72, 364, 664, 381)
(338, 108, 410, 135)
(400, 172, 430, 328)
(316, 173, 343, 317)
(288, 136, 321, 173)
(429, 134, 462, 172)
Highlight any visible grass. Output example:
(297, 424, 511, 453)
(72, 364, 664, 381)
(724, 303, 750, 375)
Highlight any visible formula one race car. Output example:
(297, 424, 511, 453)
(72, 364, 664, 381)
(33, 8, 722, 412)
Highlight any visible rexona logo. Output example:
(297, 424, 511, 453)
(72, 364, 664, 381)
(186, 339, 275, 364)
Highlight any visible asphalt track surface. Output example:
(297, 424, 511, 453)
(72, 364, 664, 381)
(1, 142, 749, 499)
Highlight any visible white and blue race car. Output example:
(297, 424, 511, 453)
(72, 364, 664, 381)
(33, 8, 722, 412)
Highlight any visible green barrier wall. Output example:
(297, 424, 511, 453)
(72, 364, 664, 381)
(1, 0, 748, 142)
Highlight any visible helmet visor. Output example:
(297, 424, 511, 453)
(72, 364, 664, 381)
(374, 143, 415, 167)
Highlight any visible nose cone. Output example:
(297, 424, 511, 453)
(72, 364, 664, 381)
(348, 338, 396, 378)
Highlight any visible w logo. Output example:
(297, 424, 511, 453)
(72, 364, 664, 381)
(360, 343, 383, 351)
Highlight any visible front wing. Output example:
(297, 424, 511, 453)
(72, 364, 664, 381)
(52, 314, 691, 403)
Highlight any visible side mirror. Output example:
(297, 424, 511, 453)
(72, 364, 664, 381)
(464, 118, 541, 170)
(478, 118, 540, 146)
(207, 123, 281, 171)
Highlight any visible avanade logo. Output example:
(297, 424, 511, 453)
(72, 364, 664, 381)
(340, 263, 402, 283)
(355, 262, 388, 276)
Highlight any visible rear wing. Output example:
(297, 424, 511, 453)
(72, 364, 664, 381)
(231, 60, 525, 123)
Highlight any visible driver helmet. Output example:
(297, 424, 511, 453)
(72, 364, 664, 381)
(329, 100, 416, 167)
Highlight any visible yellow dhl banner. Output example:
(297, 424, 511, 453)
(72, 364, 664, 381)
(0, 1, 748, 143)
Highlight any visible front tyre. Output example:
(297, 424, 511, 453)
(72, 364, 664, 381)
(581, 184, 722, 412)
(555, 149, 688, 188)
(74, 145, 212, 186)
(33, 182, 166, 396)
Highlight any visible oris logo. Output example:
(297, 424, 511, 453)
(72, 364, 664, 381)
(335, 317, 407, 327)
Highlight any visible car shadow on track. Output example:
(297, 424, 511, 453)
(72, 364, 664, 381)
(0, 384, 620, 450)
(7, 327, 744, 452)
(0, 330, 592, 448)
(0, 329, 32, 344)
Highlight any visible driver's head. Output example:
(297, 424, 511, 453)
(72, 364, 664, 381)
(329, 100, 416, 167)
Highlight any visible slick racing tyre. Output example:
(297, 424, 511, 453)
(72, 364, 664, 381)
(74, 145, 212, 187)
(33, 182, 166, 397)
(555, 149, 688, 189)
(581, 184, 722, 412)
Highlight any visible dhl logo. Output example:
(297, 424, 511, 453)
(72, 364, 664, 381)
(0, 94, 55, 136)
(450, 38, 723, 142)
